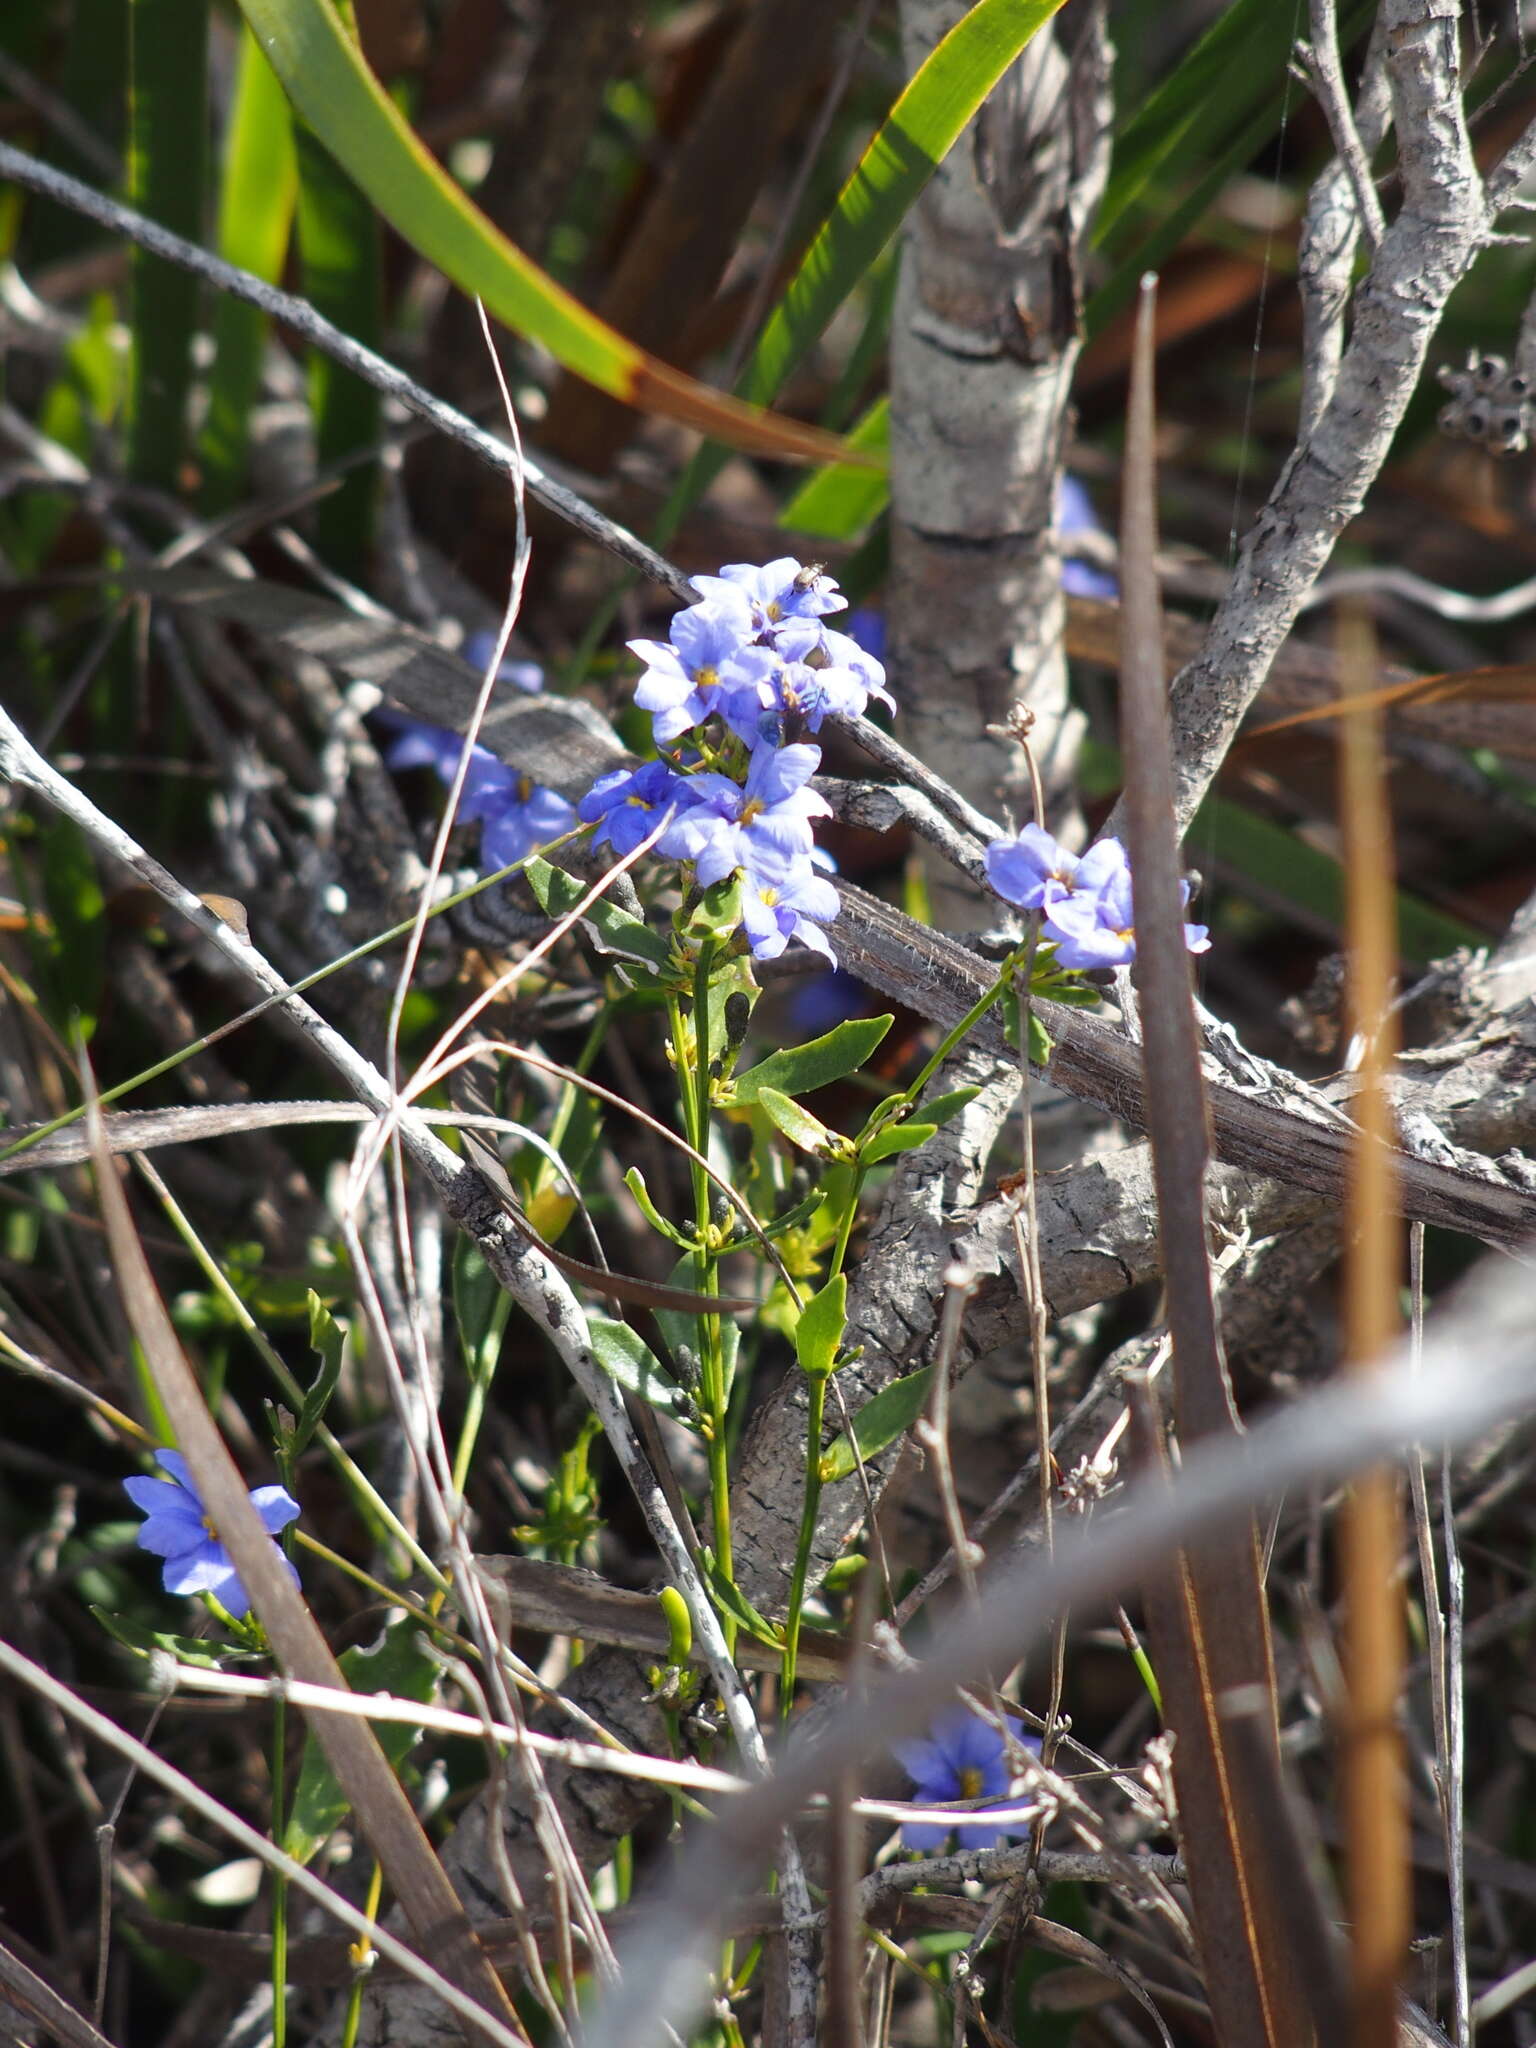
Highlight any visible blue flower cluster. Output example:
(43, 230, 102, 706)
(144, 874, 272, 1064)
(376, 667, 577, 874)
(984, 823, 1209, 970)
(579, 558, 892, 962)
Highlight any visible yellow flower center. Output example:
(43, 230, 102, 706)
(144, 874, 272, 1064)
(958, 1766, 984, 1800)
(696, 664, 719, 693)
(759, 886, 780, 908)
(740, 798, 764, 823)
(516, 774, 533, 803)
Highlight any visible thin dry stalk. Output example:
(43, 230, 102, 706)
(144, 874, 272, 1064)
(1117, 276, 1323, 2047)
(1336, 601, 1410, 2048)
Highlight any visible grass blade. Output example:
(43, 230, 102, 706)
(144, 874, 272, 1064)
(124, 0, 207, 491)
(197, 23, 297, 512)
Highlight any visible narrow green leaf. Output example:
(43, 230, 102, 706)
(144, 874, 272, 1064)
(283, 1621, 439, 1866)
(820, 1368, 933, 1484)
(778, 397, 892, 541)
(235, 0, 861, 465)
(294, 103, 381, 575)
(668, 0, 1064, 538)
(734, 0, 1066, 413)
(524, 856, 671, 970)
(699, 1546, 782, 1648)
(125, 0, 208, 491)
(587, 1318, 692, 1420)
(92, 1605, 261, 1669)
(729, 1015, 893, 1104)
(756, 1085, 840, 1159)
(198, 23, 297, 510)
(861, 1120, 938, 1166)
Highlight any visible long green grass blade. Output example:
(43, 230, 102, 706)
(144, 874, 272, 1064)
(735, 0, 1066, 412)
(234, 0, 859, 465)
(124, 0, 208, 492)
(197, 24, 298, 512)
(662, 0, 1065, 551)
(294, 116, 380, 575)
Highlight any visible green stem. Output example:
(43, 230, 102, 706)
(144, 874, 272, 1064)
(667, 970, 735, 1644)
(779, 1370, 826, 1708)
(270, 1690, 288, 2047)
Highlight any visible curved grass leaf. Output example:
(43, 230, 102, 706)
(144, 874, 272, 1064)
(236, 0, 861, 466)
(669, 0, 1065, 543)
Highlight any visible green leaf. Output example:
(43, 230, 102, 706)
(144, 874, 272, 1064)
(198, 23, 298, 510)
(525, 856, 671, 970)
(916, 1085, 980, 1129)
(284, 1620, 439, 1866)
(293, 1291, 345, 1453)
(680, 874, 745, 945)
(861, 1121, 937, 1165)
(794, 1273, 847, 1381)
(756, 1085, 840, 1159)
(734, 0, 1066, 414)
(294, 111, 381, 574)
(820, 1368, 933, 1484)
(778, 399, 892, 541)
(452, 1237, 510, 1390)
(125, 0, 208, 492)
(729, 1016, 893, 1104)
(1029, 1011, 1054, 1066)
(587, 1317, 693, 1420)
(234, 0, 860, 466)
(699, 1546, 782, 1648)
(92, 1605, 261, 1669)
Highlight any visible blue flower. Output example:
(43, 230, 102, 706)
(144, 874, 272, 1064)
(1040, 842, 1210, 970)
(578, 760, 696, 856)
(377, 715, 514, 823)
(893, 1705, 1040, 1852)
(690, 557, 845, 640)
(629, 597, 779, 745)
(124, 1449, 299, 1620)
(735, 840, 840, 963)
(984, 823, 1085, 912)
(461, 631, 545, 693)
(480, 776, 577, 870)
(663, 742, 830, 886)
(1058, 474, 1118, 601)
(736, 619, 893, 744)
(378, 713, 571, 868)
